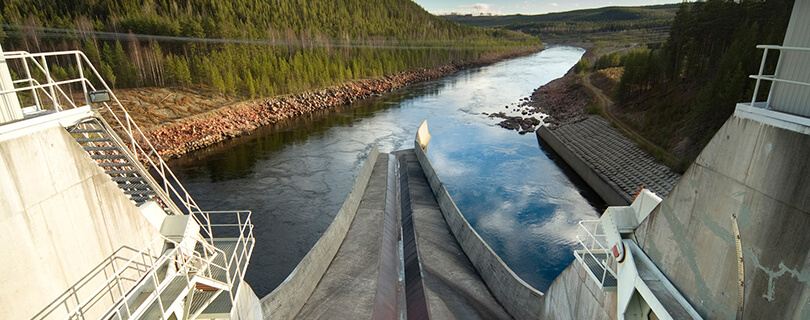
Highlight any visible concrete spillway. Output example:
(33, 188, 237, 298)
(262, 146, 513, 319)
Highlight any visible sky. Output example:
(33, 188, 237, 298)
(412, 0, 678, 16)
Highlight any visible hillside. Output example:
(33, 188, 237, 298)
(444, 4, 679, 44)
(612, 0, 793, 166)
(0, 0, 541, 98)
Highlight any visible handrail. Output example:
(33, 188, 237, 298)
(750, 45, 810, 113)
(0, 49, 212, 238)
(5, 50, 258, 320)
(33, 211, 254, 320)
(576, 220, 618, 288)
(32, 237, 164, 320)
(30, 246, 153, 320)
(206, 210, 255, 302)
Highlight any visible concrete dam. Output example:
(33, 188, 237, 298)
(3, 1, 810, 318)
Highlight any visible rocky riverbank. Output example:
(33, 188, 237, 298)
(487, 70, 590, 134)
(140, 48, 542, 158)
(527, 71, 591, 129)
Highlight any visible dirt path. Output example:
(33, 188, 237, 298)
(580, 72, 678, 164)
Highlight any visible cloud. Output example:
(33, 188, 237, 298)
(454, 3, 499, 15)
(550, 2, 559, 6)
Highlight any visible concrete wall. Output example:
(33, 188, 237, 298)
(0, 124, 162, 319)
(234, 282, 264, 320)
(635, 114, 810, 319)
(260, 146, 379, 319)
(536, 126, 630, 206)
(541, 259, 617, 320)
(413, 142, 546, 319)
(771, 0, 810, 118)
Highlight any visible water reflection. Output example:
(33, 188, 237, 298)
(170, 46, 600, 296)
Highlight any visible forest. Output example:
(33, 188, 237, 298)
(0, 0, 540, 98)
(613, 0, 794, 163)
(444, 4, 679, 44)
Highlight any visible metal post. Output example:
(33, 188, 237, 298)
(766, 49, 785, 110)
(77, 53, 90, 107)
(752, 48, 768, 107)
(22, 57, 42, 111)
(0, 45, 23, 122)
(110, 255, 127, 299)
(41, 56, 60, 111)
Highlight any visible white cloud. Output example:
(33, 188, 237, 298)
(550, 2, 559, 6)
(453, 3, 500, 15)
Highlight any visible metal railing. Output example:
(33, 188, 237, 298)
(32, 210, 253, 320)
(30, 245, 156, 320)
(0, 49, 212, 238)
(750, 45, 810, 112)
(575, 220, 618, 289)
(103, 237, 230, 320)
(207, 210, 255, 305)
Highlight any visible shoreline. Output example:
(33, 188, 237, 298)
(140, 47, 543, 159)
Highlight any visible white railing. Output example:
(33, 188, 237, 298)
(575, 220, 618, 289)
(750, 45, 810, 114)
(32, 210, 254, 320)
(0, 50, 212, 238)
(207, 210, 256, 305)
(30, 245, 157, 320)
(103, 237, 229, 320)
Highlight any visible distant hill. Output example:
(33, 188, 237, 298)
(443, 4, 680, 44)
(0, 0, 540, 97)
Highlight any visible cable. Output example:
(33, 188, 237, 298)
(0, 24, 538, 50)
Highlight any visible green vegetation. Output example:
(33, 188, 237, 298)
(443, 4, 679, 44)
(0, 0, 540, 97)
(573, 59, 590, 75)
(615, 0, 793, 162)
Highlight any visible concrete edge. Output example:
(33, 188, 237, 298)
(259, 145, 381, 320)
(536, 126, 631, 206)
(413, 140, 545, 320)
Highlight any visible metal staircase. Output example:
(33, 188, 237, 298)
(68, 118, 165, 209)
(0, 49, 257, 319)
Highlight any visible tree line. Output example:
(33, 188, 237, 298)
(612, 0, 793, 161)
(0, 0, 541, 98)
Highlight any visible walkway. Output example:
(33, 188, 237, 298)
(295, 149, 510, 319)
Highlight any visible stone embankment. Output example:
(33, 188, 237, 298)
(523, 71, 681, 203)
(142, 48, 541, 158)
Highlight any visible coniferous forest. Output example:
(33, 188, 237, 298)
(0, 0, 541, 98)
(613, 0, 793, 163)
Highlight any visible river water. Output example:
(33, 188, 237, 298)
(170, 46, 601, 297)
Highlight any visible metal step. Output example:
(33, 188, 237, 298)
(124, 189, 156, 196)
(84, 146, 119, 151)
(105, 169, 139, 175)
(91, 154, 127, 160)
(70, 128, 103, 133)
(111, 176, 144, 182)
(580, 252, 617, 288)
(117, 183, 151, 189)
(99, 162, 135, 167)
(75, 138, 111, 143)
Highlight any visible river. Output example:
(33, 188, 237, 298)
(170, 46, 602, 297)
